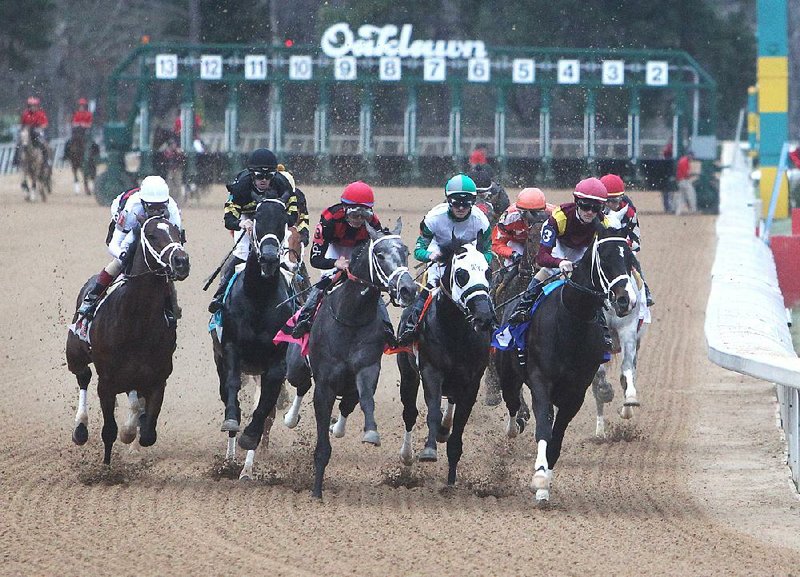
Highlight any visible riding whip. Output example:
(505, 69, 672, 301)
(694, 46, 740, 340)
(202, 229, 247, 291)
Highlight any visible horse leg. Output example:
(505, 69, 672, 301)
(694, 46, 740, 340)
(119, 390, 144, 444)
(221, 345, 242, 432)
(446, 386, 479, 485)
(72, 366, 92, 445)
(483, 350, 502, 406)
(528, 381, 555, 501)
(284, 392, 304, 429)
(284, 344, 311, 428)
(437, 398, 455, 443)
(73, 166, 81, 194)
(419, 364, 443, 462)
(356, 364, 381, 446)
(98, 390, 118, 465)
(312, 382, 337, 499)
(398, 352, 420, 465)
(240, 406, 276, 481)
(331, 390, 357, 438)
(139, 384, 165, 447)
(620, 334, 639, 413)
(502, 375, 524, 439)
(226, 432, 237, 461)
(592, 364, 614, 437)
(240, 363, 284, 450)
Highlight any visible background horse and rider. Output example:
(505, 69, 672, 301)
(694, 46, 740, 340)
(66, 215, 190, 465)
(18, 125, 52, 202)
(64, 127, 99, 195)
(493, 220, 636, 503)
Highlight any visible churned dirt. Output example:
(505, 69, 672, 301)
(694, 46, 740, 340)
(2, 169, 800, 576)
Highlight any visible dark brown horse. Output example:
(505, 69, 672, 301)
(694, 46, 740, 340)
(66, 216, 190, 464)
(64, 127, 99, 195)
(19, 126, 51, 202)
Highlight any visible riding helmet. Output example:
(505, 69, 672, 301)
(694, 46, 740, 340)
(573, 177, 608, 203)
(78, 97, 88, 106)
(246, 148, 278, 171)
(600, 174, 625, 198)
(516, 187, 547, 211)
(139, 175, 171, 203)
(27, 96, 40, 106)
(341, 181, 374, 207)
(445, 174, 477, 198)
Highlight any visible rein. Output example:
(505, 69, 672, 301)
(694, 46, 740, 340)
(133, 216, 184, 279)
(344, 234, 411, 306)
(251, 198, 288, 258)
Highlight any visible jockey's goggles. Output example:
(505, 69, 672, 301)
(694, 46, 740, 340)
(250, 169, 275, 180)
(520, 209, 548, 224)
(142, 200, 168, 216)
(577, 201, 604, 213)
(345, 205, 373, 219)
(447, 195, 475, 209)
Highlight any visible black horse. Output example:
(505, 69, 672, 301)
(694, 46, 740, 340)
(494, 222, 634, 503)
(212, 196, 296, 475)
(397, 242, 495, 485)
(66, 216, 190, 464)
(64, 127, 99, 195)
(285, 221, 416, 498)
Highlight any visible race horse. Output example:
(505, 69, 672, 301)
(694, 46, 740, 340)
(591, 260, 650, 436)
(284, 221, 416, 498)
(397, 241, 494, 485)
(18, 126, 51, 202)
(494, 221, 636, 502)
(66, 216, 190, 464)
(211, 196, 295, 480)
(64, 127, 99, 195)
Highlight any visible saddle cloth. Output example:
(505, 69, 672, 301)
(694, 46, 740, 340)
(491, 280, 565, 352)
(68, 279, 126, 345)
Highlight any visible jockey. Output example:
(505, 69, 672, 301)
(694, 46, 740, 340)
(291, 181, 396, 344)
(77, 176, 183, 321)
(600, 173, 654, 307)
(469, 164, 509, 227)
(19, 96, 50, 165)
(492, 187, 550, 268)
(506, 177, 612, 344)
(207, 148, 308, 313)
(71, 98, 93, 136)
(397, 173, 493, 345)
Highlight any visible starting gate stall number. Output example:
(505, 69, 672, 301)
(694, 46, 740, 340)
(602, 60, 625, 85)
(155, 54, 178, 79)
(512, 59, 535, 84)
(244, 55, 267, 80)
(289, 55, 313, 80)
(334, 56, 357, 81)
(200, 55, 223, 80)
(557, 59, 580, 84)
(379, 57, 402, 81)
(424, 58, 446, 82)
(467, 58, 490, 83)
(646, 61, 668, 86)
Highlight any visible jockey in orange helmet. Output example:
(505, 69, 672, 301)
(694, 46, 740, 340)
(492, 187, 551, 268)
(600, 173, 653, 307)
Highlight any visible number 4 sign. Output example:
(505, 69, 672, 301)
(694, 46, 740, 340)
(557, 59, 580, 84)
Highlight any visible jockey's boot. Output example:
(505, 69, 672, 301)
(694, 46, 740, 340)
(597, 311, 613, 352)
(208, 256, 243, 313)
(378, 302, 398, 348)
(397, 289, 429, 346)
(291, 284, 326, 338)
(507, 279, 544, 325)
(644, 281, 654, 307)
(77, 275, 110, 320)
(164, 281, 181, 328)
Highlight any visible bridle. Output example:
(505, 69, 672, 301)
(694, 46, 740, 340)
(439, 249, 492, 324)
(139, 216, 185, 279)
(346, 234, 412, 306)
(564, 235, 629, 302)
(250, 198, 287, 259)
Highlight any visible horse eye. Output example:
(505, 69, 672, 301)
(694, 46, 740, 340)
(377, 253, 386, 261)
(454, 269, 470, 288)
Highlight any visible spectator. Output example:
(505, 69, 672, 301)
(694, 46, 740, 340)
(469, 144, 488, 169)
(674, 150, 697, 216)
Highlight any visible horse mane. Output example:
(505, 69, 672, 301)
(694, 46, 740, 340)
(437, 235, 470, 264)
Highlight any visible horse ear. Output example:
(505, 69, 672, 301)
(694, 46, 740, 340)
(365, 221, 381, 240)
(391, 217, 402, 236)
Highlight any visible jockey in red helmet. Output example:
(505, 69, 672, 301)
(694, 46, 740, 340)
(19, 96, 51, 165)
(600, 173, 653, 307)
(507, 177, 612, 326)
(71, 97, 93, 133)
(290, 181, 396, 344)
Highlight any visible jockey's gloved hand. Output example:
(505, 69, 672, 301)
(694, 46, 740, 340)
(299, 229, 309, 246)
(511, 252, 522, 264)
(239, 219, 254, 232)
(427, 249, 443, 263)
(558, 260, 574, 274)
(269, 172, 293, 195)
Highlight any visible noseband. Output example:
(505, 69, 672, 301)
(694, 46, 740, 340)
(140, 217, 184, 279)
(590, 236, 630, 301)
(346, 235, 411, 306)
(251, 198, 287, 257)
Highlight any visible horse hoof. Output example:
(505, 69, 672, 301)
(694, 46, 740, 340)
(399, 449, 414, 466)
(516, 416, 527, 435)
(531, 468, 550, 491)
(238, 433, 259, 451)
(119, 428, 137, 445)
(239, 467, 253, 481)
(72, 423, 88, 445)
(139, 430, 157, 447)
(418, 447, 438, 462)
(623, 396, 640, 407)
(221, 419, 240, 432)
(362, 430, 381, 446)
(436, 429, 451, 443)
(283, 411, 300, 429)
(535, 489, 551, 503)
(505, 419, 519, 439)
(618, 405, 634, 420)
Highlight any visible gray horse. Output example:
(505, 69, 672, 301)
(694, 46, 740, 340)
(284, 220, 416, 498)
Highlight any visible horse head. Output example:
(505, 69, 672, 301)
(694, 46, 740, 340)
(363, 219, 416, 307)
(442, 240, 494, 332)
(252, 197, 290, 278)
(140, 217, 190, 281)
(590, 219, 636, 317)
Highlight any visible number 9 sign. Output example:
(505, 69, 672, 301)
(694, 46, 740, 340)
(334, 56, 357, 81)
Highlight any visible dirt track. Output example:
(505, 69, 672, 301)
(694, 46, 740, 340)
(2, 169, 800, 576)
